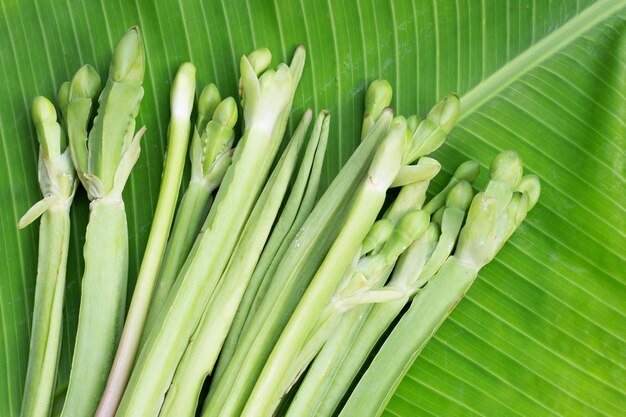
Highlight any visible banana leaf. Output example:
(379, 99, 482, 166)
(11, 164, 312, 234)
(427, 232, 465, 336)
(0, 0, 624, 416)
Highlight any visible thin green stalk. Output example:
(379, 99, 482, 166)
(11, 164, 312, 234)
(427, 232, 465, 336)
(300, 181, 471, 417)
(19, 97, 77, 417)
(61, 27, 145, 417)
(339, 151, 539, 417)
(240, 117, 406, 417)
(202, 110, 393, 417)
(159, 111, 313, 417)
(212, 110, 329, 387)
(286, 157, 476, 417)
(95, 63, 196, 417)
(142, 87, 235, 344)
(116, 47, 305, 417)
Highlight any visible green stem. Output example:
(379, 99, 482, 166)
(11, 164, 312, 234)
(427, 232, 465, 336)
(158, 111, 311, 417)
(61, 199, 128, 417)
(202, 111, 393, 417)
(338, 257, 478, 417)
(20, 206, 71, 417)
(141, 180, 213, 340)
(96, 62, 194, 417)
(212, 111, 329, 388)
(240, 117, 405, 417)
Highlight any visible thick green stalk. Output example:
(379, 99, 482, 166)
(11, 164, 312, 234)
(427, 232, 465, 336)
(95, 63, 196, 417)
(19, 97, 76, 417)
(116, 48, 305, 417)
(240, 117, 406, 417)
(143, 91, 236, 341)
(213, 111, 329, 386)
(159, 111, 312, 417)
(202, 110, 393, 417)
(62, 199, 128, 417)
(62, 27, 145, 417)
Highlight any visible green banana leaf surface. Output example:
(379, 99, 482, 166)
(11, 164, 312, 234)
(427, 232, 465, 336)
(1, 0, 624, 416)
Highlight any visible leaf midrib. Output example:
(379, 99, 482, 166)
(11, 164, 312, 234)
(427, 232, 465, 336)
(459, 0, 626, 122)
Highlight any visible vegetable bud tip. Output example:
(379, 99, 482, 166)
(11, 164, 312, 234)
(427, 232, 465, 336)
(398, 209, 430, 240)
(454, 160, 481, 183)
(247, 48, 272, 75)
(198, 84, 221, 119)
(171, 62, 196, 119)
(446, 180, 474, 210)
(490, 150, 523, 188)
(32, 96, 57, 123)
(70, 64, 101, 100)
(110, 26, 145, 83)
(213, 97, 238, 128)
(365, 79, 393, 117)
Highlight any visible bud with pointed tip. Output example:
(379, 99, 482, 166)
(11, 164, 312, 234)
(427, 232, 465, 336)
(404, 94, 460, 163)
(489, 150, 523, 189)
(362, 80, 393, 139)
(110, 26, 145, 84)
(453, 160, 481, 184)
(361, 219, 394, 256)
(446, 180, 473, 211)
(70, 65, 101, 100)
(32, 96, 64, 158)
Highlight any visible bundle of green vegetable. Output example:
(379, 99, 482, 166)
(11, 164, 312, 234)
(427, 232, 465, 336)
(18, 25, 539, 417)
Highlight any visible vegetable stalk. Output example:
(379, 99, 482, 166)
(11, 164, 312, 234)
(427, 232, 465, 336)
(61, 27, 145, 417)
(95, 62, 196, 417)
(338, 151, 540, 417)
(144, 84, 235, 335)
(158, 110, 317, 417)
(19, 97, 77, 417)
(116, 47, 305, 417)
(240, 116, 407, 417)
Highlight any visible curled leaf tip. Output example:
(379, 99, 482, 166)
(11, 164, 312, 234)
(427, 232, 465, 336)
(516, 174, 541, 210)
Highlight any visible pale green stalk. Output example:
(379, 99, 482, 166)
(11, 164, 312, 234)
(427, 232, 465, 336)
(240, 117, 407, 417)
(300, 181, 472, 417)
(116, 47, 305, 417)
(202, 110, 393, 417)
(143, 87, 236, 340)
(19, 97, 77, 417)
(212, 111, 329, 387)
(61, 27, 145, 417)
(95, 63, 196, 417)
(280, 209, 430, 397)
(159, 111, 313, 417)
(339, 151, 539, 417)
